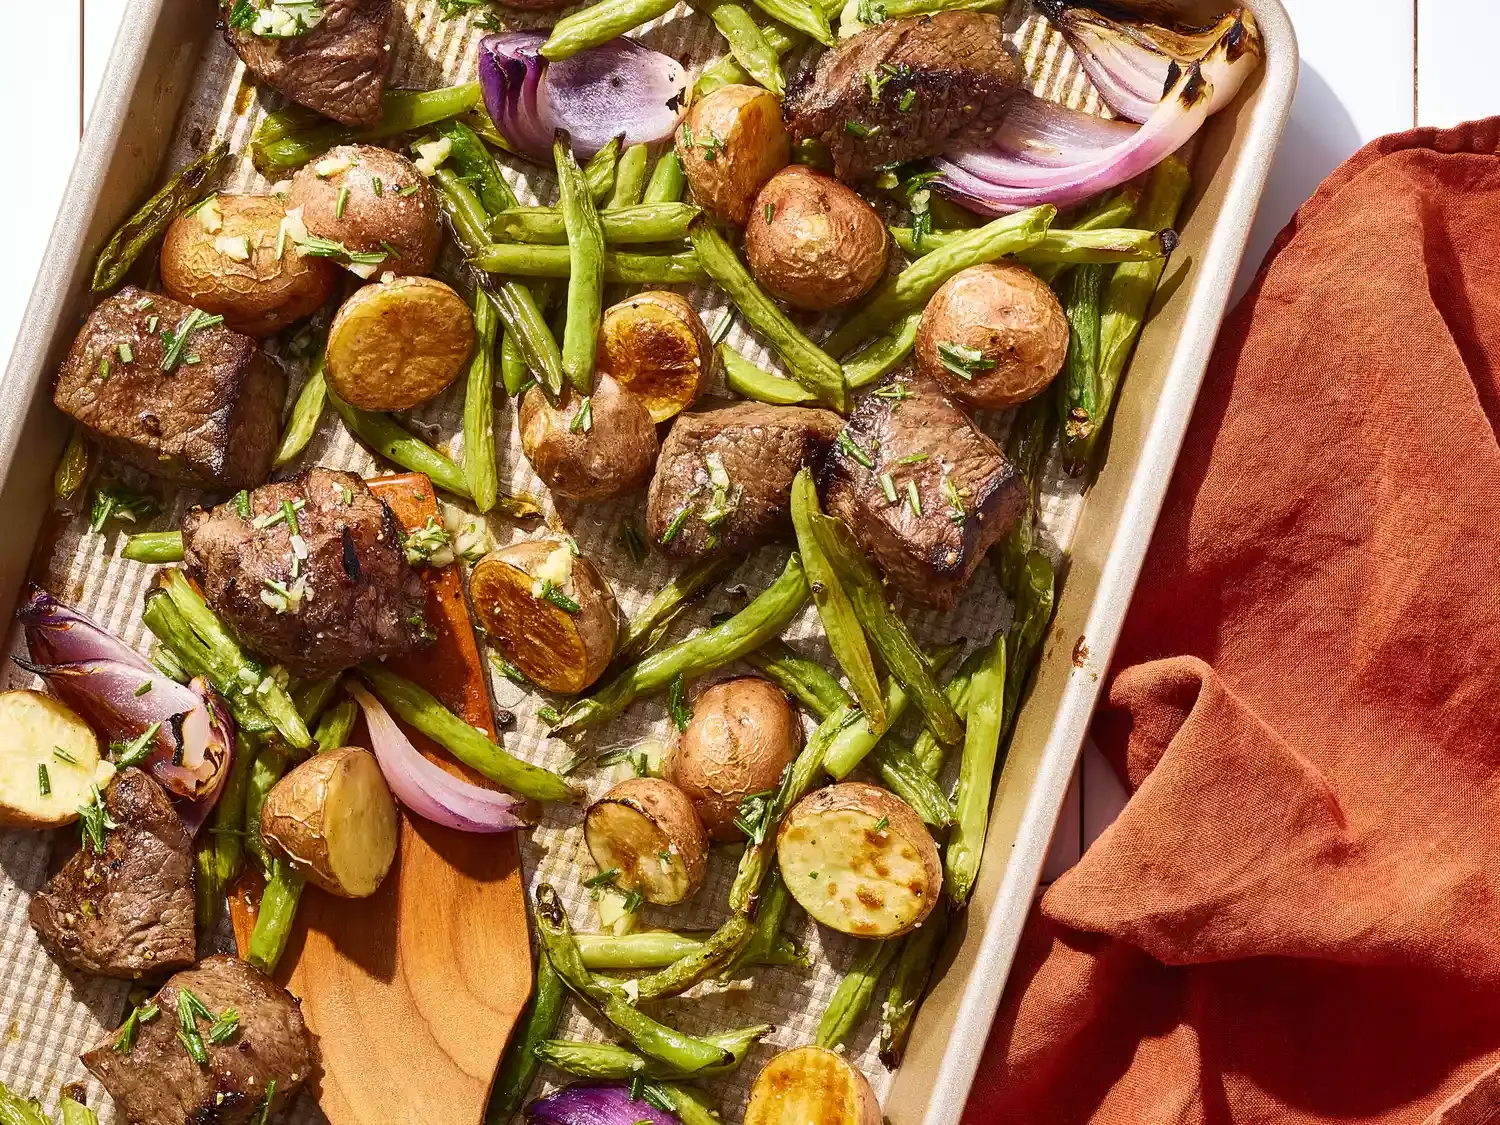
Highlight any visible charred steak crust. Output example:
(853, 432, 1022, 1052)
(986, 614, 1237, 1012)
(53, 286, 287, 490)
(182, 466, 428, 677)
(223, 0, 394, 127)
(820, 372, 1025, 609)
(647, 401, 843, 560)
(784, 12, 1022, 183)
(83, 954, 314, 1125)
(28, 768, 196, 979)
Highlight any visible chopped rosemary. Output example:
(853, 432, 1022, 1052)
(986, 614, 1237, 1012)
(943, 476, 966, 524)
(619, 520, 648, 564)
(873, 815, 889, 833)
(539, 580, 582, 615)
(112, 1001, 160, 1055)
(52, 746, 79, 765)
(584, 867, 622, 889)
(487, 650, 530, 686)
(905, 480, 922, 516)
(734, 789, 776, 845)
(117, 342, 133, 364)
(843, 121, 879, 138)
(668, 674, 691, 732)
(936, 341, 996, 381)
(37, 764, 50, 797)
(112, 722, 163, 769)
(569, 396, 593, 434)
(659, 506, 691, 545)
(334, 185, 350, 220)
(899, 88, 916, 112)
(207, 1008, 240, 1045)
(159, 309, 224, 373)
(897, 452, 928, 465)
(134, 681, 153, 697)
(77, 785, 118, 853)
(872, 381, 914, 402)
(371, 175, 383, 197)
(878, 472, 898, 504)
(836, 429, 874, 469)
(764, 202, 775, 223)
(234, 489, 251, 518)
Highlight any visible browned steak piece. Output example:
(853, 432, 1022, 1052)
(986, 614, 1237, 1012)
(82, 954, 314, 1125)
(182, 466, 428, 677)
(820, 372, 1024, 609)
(647, 401, 842, 560)
(222, 0, 394, 127)
(784, 12, 1022, 183)
(53, 286, 286, 490)
(28, 768, 195, 978)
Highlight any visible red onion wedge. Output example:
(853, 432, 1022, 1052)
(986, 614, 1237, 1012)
(526, 1085, 680, 1125)
(345, 680, 530, 833)
(20, 586, 157, 670)
(478, 32, 689, 163)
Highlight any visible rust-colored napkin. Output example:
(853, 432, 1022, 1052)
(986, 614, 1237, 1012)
(965, 118, 1500, 1125)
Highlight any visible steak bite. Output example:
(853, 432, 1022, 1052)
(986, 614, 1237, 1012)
(784, 12, 1022, 184)
(181, 467, 428, 678)
(223, 0, 394, 127)
(647, 401, 842, 560)
(82, 954, 314, 1125)
(28, 768, 196, 978)
(53, 286, 287, 490)
(821, 373, 1025, 609)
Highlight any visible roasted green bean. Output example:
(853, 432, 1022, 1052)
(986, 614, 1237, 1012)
(1056, 263, 1105, 468)
(543, 0, 679, 60)
(726, 866, 806, 974)
(463, 283, 501, 513)
(489, 203, 698, 245)
(536, 1024, 770, 1080)
(250, 84, 481, 173)
(945, 630, 1006, 904)
(53, 430, 89, 504)
(328, 389, 473, 500)
(643, 150, 688, 204)
(59, 1091, 98, 1125)
(196, 732, 255, 927)
(889, 224, 1172, 267)
(92, 143, 229, 292)
(1004, 549, 1055, 739)
(869, 739, 954, 828)
(437, 118, 519, 215)
(122, 531, 184, 564)
(273, 352, 329, 469)
(487, 951, 564, 1124)
(632, 912, 753, 1000)
(842, 311, 922, 389)
(722, 342, 814, 404)
(140, 592, 273, 736)
(555, 136, 607, 394)
(487, 282, 566, 401)
(994, 395, 1051, 594)
(822, 644, 959, 778)
(607, 143, 651, 209)
(315, 699, 358, 749)
(747, 0, 832, 44)
(500, 330, 529, 397)
(816, 939, 899, 1048)
(582, 135, 622, 204)
(472, 242, 705, 285)
(694, 0, 785, 93)
(741, 638, 851, 720)
(879, 908, 948, 1066)
(614, 555, 738, 667)
(0, 1080, 51, 1125)
(247, 858, 304, 973)
(578, 929, 713, 969)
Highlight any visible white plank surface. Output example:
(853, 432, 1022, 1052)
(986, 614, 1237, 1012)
(0, 0, 1488, 875)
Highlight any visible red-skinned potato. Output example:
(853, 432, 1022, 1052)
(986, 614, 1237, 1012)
(518, 375, 659, 501)
(676, 84, 789, 226)
(287, 145, 441, 277)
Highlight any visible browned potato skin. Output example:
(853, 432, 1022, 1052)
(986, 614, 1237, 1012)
(288, 145, 441, 276)
(160, 194, 336, 337)
(469, 539, 620, 694)
(325, 276, 476, 410)
(518, 375, 659, 501)
(915, 262, 1069, 409)
(744, 1046, 881, 1125)
(744, 167, 889, 311)
(676, 85, 789, 226)
(586, 777, 708, 904)
(597, 292, 713, 423)
(665, 678, 800, 841)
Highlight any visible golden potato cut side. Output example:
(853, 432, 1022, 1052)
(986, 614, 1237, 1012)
(261, 747, 398, 898)
(777, 782, 941, 938)
(744, 1046, 881, 1125)
(585, 777, 707, 905)
(0, 690, 112, 828)
(597, 292, 713, 423)
(326, 276, 475, 411)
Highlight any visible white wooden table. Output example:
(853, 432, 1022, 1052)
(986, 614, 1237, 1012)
(1, 0, 1494, 877)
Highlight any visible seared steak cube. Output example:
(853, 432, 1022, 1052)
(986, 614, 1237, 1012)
(182, 467, 428, 677)
(647, 401, 842, 560)
(28, 768, 195, 978)
(54, 286, 286, 490)
(821, 373, 1024, 609)
(82, 954, 314, 1125)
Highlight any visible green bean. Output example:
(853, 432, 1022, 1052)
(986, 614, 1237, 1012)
(1056, 263, 1105, 475)
(487, 950, 565, 1123)
(357, 664, 581, 803)
(722, 343, 814, 404)
(92, 143, 229, 291)
(870, 740, 954, 828)
(879, 908, 947, 1066)
(694, 0, 785, 94)
(578, 929, 714, 969)
(696, 54, 751, 98)
(842, 311, 922, 390)
(726, 866, 805, 974)
(140, 592, 273, 736)
(909, 646, 986, 777)
(804, 505, 964, 746)
(890, 224, 1172, 268)
(843, 0, 1004, 31)
(615, 555, 738, 668)
(747, 0, 832, 44)
(790, 469, 884, 727)
(489, 203, 698, 245)
(314, 699, 358, 749)
(437, 119, 519, 215)
(642, 150, 687, 204)
(53, 429, 89, 504)
(607, 143, 651, 209)
(822, 644, 959, 778)
(244, 742, 290, 872)
(816, 939, 899, 1048)
(994, 395, 1051, 594)
(472, 242, 704, 285)
(500, 330, 529, 397)
(196, 732, 255, 927)
(1004, 550, 1055, 739)
(656, 1085, 722, 1125)
(543, 0, 679, 60)
(326, 389, 471, 498)
(690, 217, 847, 411)
(825, 204, 1056, 357)
(742, 638, 850, 720)
(550, 553, 810, 736)
(247, 858, 304, 973)
(463, 286, 501, 513)
(273, 354, 329, 469)
(537, 1024, 770, 1080)
(633, 912, 753, 1000)
(534, 885, 731, 1073)
(250, 84, 481, 173)
(555, 137, 609, 395)
(582, 135, 622, 204)
(122, 531, 184, 564)
(0, 1081, 51, 1125)
(945, 630, 1006, 905)
(60, 1091, 98, 1125)
(487, 282, 566, 401)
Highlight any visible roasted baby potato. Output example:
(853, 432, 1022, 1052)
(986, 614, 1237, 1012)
(287, 144, 441, 277)
(778, 782, 941, 938)
(665, 677, 800, 841)
(597, 292, 713, 423)
(744, 166, 889, 311)
(518, 375, 659, 501)
(584, 777, 708, 906)
(261, 746, 398, 898)
(0, 691, 112, 829)
(470, 537, 620, 694)
(325, 276, 476, 411)
(916, 261, 1069, 408)
(676, 84, 789, 226)
(160, 194, 336, 337)
(744, 1046, 881, 1125)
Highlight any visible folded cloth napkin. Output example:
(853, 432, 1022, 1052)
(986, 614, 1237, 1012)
(964, 118, 1500, 1125)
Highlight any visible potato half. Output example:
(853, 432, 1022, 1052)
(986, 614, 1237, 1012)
(326, 276, 476, 411)
(469, 538, 620, 694)
(745, 166, 889, 311)
(665, 677, 800, 841)
(261, 746, 398, 898)
(518, 375, 659, 501)
(597, 292, 713, 423)
(161, 194, 336, 337)
(676, 84, 789, 226)
(0, 691, 112, 829)
(287, 144, 441, 276)
(778, 782, 941, 938)
(585, 777, 708, 906)
(744, 1046, 881, 1125)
